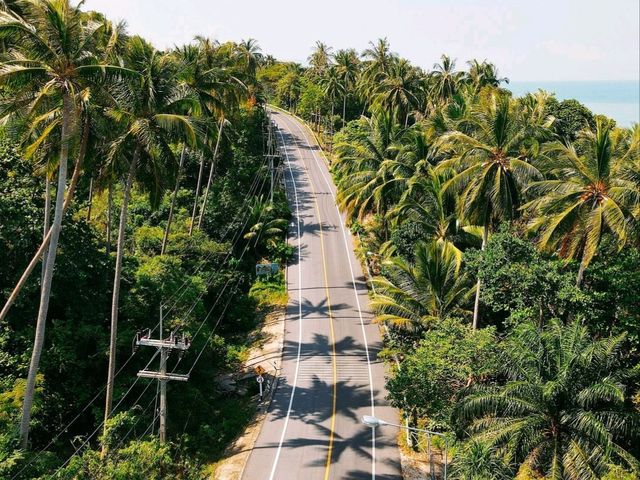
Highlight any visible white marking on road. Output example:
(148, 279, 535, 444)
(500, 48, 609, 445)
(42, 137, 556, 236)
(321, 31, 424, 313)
(287, 117, 378, 480)
(267, 120, 303, 480)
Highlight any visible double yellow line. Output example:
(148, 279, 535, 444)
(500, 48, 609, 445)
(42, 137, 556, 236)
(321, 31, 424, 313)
(281, 115, 338, 480)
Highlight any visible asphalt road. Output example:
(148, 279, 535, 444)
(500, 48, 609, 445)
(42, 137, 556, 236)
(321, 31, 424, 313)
(241, 110, 401, 480)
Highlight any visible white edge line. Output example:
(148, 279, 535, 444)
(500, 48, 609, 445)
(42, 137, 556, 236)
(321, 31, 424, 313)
(287, 116, 377, 480)
(267, 117, 303, 480)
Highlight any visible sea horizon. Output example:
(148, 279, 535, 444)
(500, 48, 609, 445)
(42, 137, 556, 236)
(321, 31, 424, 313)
(508, 80, 639, 127)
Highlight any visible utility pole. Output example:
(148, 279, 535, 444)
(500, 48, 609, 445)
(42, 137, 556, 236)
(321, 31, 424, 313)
(265, 117, 279, 205)
(136, 308, 190, 443)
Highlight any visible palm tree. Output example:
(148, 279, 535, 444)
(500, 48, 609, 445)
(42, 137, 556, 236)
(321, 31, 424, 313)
(102, 36, 197, 434)
(430, 55, 462, 104)
(388, 166, 465, 263)
(236, 38, 262, 79)
(333, 110, 409, 224)
(437, 92, 547, 328)
(455, 319, 640, 479)
(525, 119, 632, 286)
(359, 38, 397, 109)
(466, 59, 509, 91)
(0, 0, 133, 447)
(371, 240, 471, 331)
(179, 38, 245, 236)
(243, 199, 289, 254)
(307, 40, 333, 78)
(450, 441, 512, 480)
(334, 48, 360, 126)
(374, 58, 420, 126)
(320, 65, 344, 121)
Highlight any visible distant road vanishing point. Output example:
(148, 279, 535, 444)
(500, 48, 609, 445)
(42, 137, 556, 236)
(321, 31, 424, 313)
(241, 109, 402, 480)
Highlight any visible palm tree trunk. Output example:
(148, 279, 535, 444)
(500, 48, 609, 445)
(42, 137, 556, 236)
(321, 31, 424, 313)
(342, 94, 347, 127)
(189, 136, 207, 236)
(576, 259, 586, 288)
(104, 146, 139, 435)
(0, 148, 83, 325)
(41, 177, 51, 286)
(472, 223, 489, 330)
(106, 183, 112, 256)
(19, 92, 73, 448)
(86, 177, 93, 221)
(197, 119, 224, 230)
(161, 145, 186, 255)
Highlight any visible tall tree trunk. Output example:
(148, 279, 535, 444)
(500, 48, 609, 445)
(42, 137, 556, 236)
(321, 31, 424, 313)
(86, 177, 93, 221)
(41, 178, 51, 286)
(0, 113, 88, 325)
(472, 223, 489, 330)
(19, 92, 73, 448)
(189, 135, 207, 236)
(103, 146, 139, 435)
(161, 145, 186, 255)
(106, 183, 112, 256)
(576, 257, 586, 288)
(342, 94, 347, 127)
(197, 119, 224, 230)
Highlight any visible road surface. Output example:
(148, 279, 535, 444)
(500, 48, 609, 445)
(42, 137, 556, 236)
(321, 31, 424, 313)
(242, 110, 401, 480)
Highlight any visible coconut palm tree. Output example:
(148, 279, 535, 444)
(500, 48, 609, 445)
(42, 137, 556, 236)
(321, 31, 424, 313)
(374, 58, 420, 126)
(243, 198, 289, 254)
(333, 110, 409, 224)
(430, 55, 462, 104)
(466, 59, 509, 91)
(388, 167, 465, 263)
(102, 36, 197, 433)
(437, 92, 547, 328)
(358, 38, 397, 109)
(371, 240, 471, 331)
(455, 319, 640, 479)
(525, 119, 633, 286)
(179, 39, 246, 236)
(320, 65, 344, 121)
(334, 48, 360, 126)
(307, 40, 333, 78)
(236, 38, 262, 79)
(0, 0, 134, 447)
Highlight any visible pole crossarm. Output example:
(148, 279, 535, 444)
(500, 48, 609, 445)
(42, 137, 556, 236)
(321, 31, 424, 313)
(135, 309, 190, 443)
(137, 371, 190, 382)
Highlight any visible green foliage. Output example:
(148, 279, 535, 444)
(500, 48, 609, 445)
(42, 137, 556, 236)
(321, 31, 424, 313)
(297, 79, 325, 120)
(464, 228, 580, 323)
(545, 97, 595, 140)
(455, 319, 640, 479)
(386, 318, 499, 429)
(450, 440, 513, 480)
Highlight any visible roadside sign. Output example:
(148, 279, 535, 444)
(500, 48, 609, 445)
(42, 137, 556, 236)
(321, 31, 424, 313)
(256, 263, 279, 276)
(254, 365, 266, 376)
(257, 374, 264, 399)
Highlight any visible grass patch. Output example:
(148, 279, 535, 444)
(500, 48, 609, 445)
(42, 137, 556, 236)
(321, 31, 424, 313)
(249, 272, 287, 307)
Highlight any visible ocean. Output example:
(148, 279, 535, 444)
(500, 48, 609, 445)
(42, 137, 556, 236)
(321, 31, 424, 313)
(507, 81, 639, 127)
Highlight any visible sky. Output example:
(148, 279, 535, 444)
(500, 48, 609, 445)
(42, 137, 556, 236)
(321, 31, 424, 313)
(82, 0, 640, 82)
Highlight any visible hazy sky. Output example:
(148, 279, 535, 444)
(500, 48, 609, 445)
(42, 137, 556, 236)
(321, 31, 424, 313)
(83, 0, 639, 81)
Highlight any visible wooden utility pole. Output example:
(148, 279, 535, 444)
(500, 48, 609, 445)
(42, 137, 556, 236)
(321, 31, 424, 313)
(136, 309, 190, 442)
(265, 117, 279, 205)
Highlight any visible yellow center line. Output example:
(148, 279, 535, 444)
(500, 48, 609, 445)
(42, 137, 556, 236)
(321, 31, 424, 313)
(281, 115, 338, 480)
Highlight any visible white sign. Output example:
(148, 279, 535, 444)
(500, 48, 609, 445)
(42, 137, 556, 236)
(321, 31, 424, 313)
(256, 263, 279, 276)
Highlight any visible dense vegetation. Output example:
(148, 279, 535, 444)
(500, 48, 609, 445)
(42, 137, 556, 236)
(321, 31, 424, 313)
(264, 39, 640, 479)
(0, 1, 290, 478)
(0, 1, 638, 478)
